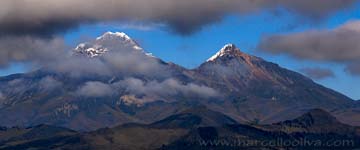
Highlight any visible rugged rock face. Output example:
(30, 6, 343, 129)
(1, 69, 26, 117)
(0, 32, 358, 131)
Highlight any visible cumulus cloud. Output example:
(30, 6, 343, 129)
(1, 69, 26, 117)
(118, 77, 219, 100)
(258, 20, 360, 76)
(77, 81, 114, 98)
(299, 67, 335, 80)
(0, 0, 356, 36)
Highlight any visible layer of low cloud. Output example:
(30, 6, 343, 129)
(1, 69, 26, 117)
(0, 31, 167, 76)
(77, 81, 114, 98)
(48, 57, 112, 77)
(103, 51, 168, 77)
(38, 76, 63, 91)
(299, 67, 335, 80)
(51, 53, 166, 78)
(0, 0, 356, 36)
(258, 20, 360, 76)
(77, 78, 219, 104)
(117, 77, 219, 100)
(45, 35, 168, 77)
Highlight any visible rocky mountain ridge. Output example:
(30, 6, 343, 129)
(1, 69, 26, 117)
(0, 32, 358, 131)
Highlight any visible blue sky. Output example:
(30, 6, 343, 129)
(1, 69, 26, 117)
(1, 7, 359, 100)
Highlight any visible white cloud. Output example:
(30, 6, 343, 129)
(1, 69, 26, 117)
(118, 78, 219, 99)
(258, 20, 360, 76)
(77, 81, 114, 98)
(38, 76, 63, 91)
(106, 22, 165, 31)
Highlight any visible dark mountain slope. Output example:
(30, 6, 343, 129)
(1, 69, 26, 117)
(259, 109, 359, 135)
(1, 106, 236, 150)
(0, 125, 76, 150)
(0, 109, 359, 150)
(150, 106, 238, 129)
(164, 109, 360, 150)
(190, 44, 355, 124)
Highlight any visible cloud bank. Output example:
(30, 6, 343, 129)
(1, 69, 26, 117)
(76, 78, 219, 104)
(0, 0, 357, 69)
(44, 35, 168, 77)
(77, 81, 114, 98)
(258, 20, 360, 76)
(45, 51, 166, 78)
(0, 0, 356, 36)
(117, 78, 219, 99)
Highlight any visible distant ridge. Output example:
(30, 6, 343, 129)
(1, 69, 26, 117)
(150, 106, 238, 129)
(0, 109, 359, 150)
(272, 109, 357, 134)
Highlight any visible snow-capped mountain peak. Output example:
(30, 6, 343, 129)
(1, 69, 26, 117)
(74, 31, 152, 57)
(207, 44, 244, 62)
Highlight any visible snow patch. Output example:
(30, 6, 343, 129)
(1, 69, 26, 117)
(96, 31, 131, 41)
(55, 103, 79, 117)
(207, 44, 241, 62)
(73, 31, 157, 58)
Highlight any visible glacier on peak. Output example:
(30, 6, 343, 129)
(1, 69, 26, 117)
(207, 44, 244, 62)
(74, 31, 154, 58)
